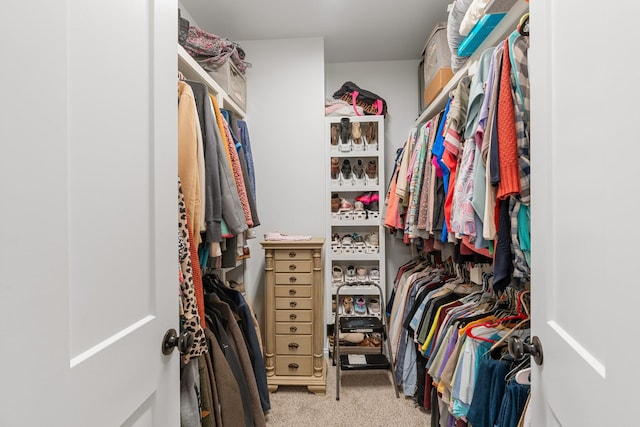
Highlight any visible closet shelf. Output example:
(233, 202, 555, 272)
(413, 0, 529, 126)
(178, 44, 246, 118)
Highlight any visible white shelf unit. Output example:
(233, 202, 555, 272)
(324, 115, 386, 330)
(414, 0, 529, 127)
(177, 43, 247, 283)
(178, 44, 246, 118)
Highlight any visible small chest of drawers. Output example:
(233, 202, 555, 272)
(260, 238, 326, 395)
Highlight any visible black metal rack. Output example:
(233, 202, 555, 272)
(332, 282, 399, 400)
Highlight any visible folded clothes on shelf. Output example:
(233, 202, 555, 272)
(263, 232, 312, 241)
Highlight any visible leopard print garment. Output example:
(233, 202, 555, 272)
(178, 180, 208, 363)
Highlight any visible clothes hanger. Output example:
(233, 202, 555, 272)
(518, 13, 529, 36)
(466, 289, 529, 343)
(505, 357, 531, 383)
(515, 367, 531, 385)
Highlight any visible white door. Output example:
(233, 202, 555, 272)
(530, 1, 640, 425)
(0, 1, 179, 426)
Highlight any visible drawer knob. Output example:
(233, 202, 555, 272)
(289, 289, 297, 296)
(289, 251, 296, 258)
(288, 363, 299, 370)
(289, 301, 297, 308)
(289, 314, 297, 320)
(289, 276, 297, 283)
(288, 342, 299, 350)
(290, 326, 298, 332)
(289, 264, 296, 271)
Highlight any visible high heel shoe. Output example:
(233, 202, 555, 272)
(365, 159, 377, 184)
(331, 123, 340, 146)
(331, 157, 340, 180)
(341, 159, 353, 182)
(352, 122, 364, 150)
(340, 118, 351, 152)
(368, 192, 379, 210)
(352, 159, 365, 180)
(365, 122, 378, 150)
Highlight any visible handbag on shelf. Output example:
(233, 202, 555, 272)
(332, 81, 388, 117)
(178, 9, 189, 46)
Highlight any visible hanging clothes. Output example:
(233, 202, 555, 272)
(178, 81, 203, 246)
(178, 179, 208, 363)
(184, 80, 224, 245)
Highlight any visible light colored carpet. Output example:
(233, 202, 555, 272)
(264, 359, 432, 426)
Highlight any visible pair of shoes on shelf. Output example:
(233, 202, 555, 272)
(354, 264, 368, 282)
(350, 296, 380, 316)
(365, 159, 377, 183)
(352, 122, 364, 150)
(331, 157, 340, 180)
(344, 264, 356, 282)
(342, 296, 354, 315)
(331, 193, 340, 212)
(354, 296, 367, 315)
(339, 118, 351, 152)
(332, 265, 344, 283)
(331, 123, 340, 145)
(352, 159, 365, 180)
(365, 122, 378, 150)
(365, 232, 379, 253)
(338, 198, 353, 212)
(341, 159, 352, 180)
(352, 234, 367, 253)
(369, 267, 380, 282)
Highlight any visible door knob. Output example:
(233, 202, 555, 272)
(508, 336, 543, 365)
(162, 328, 194, 355)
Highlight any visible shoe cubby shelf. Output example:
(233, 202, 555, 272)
(331, 219, 380, 227)
(330, 184, 380, 192)
(330, 285, 381, 296)
(331, 254, 380, 261)
(325, 115, 386, 331)
(329, 149, 380, 157)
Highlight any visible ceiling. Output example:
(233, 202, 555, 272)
(179, 0, 452, 63)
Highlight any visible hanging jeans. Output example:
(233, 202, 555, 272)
(496, 379, 530, 427)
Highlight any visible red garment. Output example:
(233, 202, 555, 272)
(186, 215, 206, 328)
(442, 147, 459, 232)
(461, 235, 493, 258)
(384, 169, 402, 231)
(496, 40, 521, 199)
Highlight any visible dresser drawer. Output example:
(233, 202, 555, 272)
(275, 259, 312, 273)
(275, 310, 312, 322)
(275, 272, 312, 285)
(276, 335, 312, 355)
(275, 356, 313, 376)
(275, 285, 311, 298)
(274, 249, 311, 261)
(276, 322, 312, 335)
(275, 297, 313, 310)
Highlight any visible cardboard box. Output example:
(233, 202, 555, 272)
(421, 23, 451, 92)
(423, 68, 454, 108)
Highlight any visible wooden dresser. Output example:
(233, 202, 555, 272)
(260, 238, 326, 395)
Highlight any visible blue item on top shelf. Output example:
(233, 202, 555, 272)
(458, 13, 507, 57)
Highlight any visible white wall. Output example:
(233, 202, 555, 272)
(325, 60, 419, 295)
(240, 37, 326, 327)
(178, 1, 199, 28)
